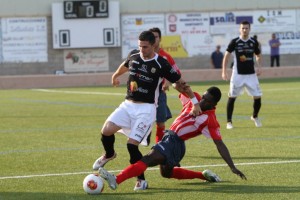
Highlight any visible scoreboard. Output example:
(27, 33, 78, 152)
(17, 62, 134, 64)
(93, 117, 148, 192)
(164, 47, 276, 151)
(64, 0, 109, 19)
(52, 1, 120, 49)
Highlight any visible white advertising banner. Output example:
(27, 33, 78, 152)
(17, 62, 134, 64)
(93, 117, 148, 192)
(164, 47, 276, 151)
(0, 19, 3, 63)
(252, 10, 297, 33)
(209, 11, 249, 35)
(166, 13, 212, 56)
(1, 17, 48, 62)
(121, 14, 165, 58)
(64, 49, 109, 73)
(208, 10, 255, 50)
(120, 10, 300, 58)
(209, 9, 300, 55)
(252, 9, 299, 54)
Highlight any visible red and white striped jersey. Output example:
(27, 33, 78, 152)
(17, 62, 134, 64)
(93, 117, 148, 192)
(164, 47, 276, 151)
(170, 92, 222, 141)
(158, 48, 181, 74)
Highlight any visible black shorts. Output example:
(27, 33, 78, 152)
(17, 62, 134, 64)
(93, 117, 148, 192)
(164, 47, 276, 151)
(152, 130, 185, 168)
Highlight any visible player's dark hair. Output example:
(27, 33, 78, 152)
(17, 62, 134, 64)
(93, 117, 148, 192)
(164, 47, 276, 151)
(240, 20, 250, 28)
(139, 31, 155, 45)
(207, 86, 222, 103)
(149, 27, 161, 38)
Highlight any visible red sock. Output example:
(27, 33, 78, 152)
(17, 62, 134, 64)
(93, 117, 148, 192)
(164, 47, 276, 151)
(171, 167, 206, 180)
(116, 161, 147, 184)
(155, 125, 165, 143)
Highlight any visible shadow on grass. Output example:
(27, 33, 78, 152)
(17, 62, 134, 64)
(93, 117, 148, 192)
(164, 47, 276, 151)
(0, 192, 135, 200)
(187, 183, 300, 194)
(1, 183, 299, 200)
(146, 183, 300, 194)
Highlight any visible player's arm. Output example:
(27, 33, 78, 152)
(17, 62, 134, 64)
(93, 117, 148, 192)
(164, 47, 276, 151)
(172, 81, 201, 116)
(255, 53, 262, 76)
(222, 51, 231, 81)
(213, 139, 247, 180)
(164, 54, 181, 91)
(111, 61, 128, 87)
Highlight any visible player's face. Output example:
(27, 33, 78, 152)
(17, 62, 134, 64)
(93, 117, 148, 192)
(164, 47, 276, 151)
(138, 40, 155, 59)
(152, 32, 160, 49)
(239, 24, 250, 38)
(199, 92, 216, 111)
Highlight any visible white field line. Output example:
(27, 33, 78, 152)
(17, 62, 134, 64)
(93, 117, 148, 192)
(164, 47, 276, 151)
(32, 89, 125, 96)
(1, 160, 299, 180)
(32, 87, 300, 96)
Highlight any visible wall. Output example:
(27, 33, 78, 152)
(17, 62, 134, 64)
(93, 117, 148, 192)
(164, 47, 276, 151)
(0, 0, 300, 76)
(1, 66, 299, 89)
(1, 0, 300, 16)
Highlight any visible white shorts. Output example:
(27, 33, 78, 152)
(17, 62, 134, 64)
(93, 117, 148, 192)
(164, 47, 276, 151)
(229, 73, 262, 97)
(107, 100, 156, 146)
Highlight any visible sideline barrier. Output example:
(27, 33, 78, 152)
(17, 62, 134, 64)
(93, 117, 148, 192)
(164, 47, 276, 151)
(0, 66, 299, 89)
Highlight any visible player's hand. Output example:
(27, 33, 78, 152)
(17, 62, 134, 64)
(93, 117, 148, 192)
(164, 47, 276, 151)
(162, 81, 170, 92)
(112, 78, 120, 87)
(162, 85, 169, 92)
(190, 104, 201, 117)
(256, 68, 262, 76)
(222, 71, 228, 81)
(231, 168, 247, 180)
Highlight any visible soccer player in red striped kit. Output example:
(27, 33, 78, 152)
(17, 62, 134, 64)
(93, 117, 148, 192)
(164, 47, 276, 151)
(98, 83, 247, 190)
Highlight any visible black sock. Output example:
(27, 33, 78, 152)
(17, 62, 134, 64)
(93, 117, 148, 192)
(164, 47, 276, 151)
(127, 143, 145, 180)
(227, 97, 236, 123)
(253, 98, 261, 118)
(101, 135, 115, 158)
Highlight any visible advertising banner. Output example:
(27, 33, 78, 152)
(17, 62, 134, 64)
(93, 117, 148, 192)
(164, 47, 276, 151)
(1, 17, 48, 62)
(121, 14, 165, 58)
(64, 49, 109, 73)
(166, 13, 212, 56)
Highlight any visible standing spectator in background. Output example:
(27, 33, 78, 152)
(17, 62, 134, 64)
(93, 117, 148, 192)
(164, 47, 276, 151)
(148, 27, 181, 143)
(211, 45, 224, 69)
(222, 20, 263, 129)
(269, 33, 281, 67)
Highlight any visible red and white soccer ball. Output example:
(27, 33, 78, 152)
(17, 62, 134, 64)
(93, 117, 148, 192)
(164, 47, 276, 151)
(83, 174, 104, 195)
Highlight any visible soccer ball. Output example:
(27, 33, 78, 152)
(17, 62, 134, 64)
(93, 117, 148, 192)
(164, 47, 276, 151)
(83, 173, 104, 194)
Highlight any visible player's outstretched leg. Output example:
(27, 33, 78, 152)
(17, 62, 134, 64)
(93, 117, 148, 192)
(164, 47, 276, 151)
(98, 167, 117, 190)
(203, 169, 221, 182)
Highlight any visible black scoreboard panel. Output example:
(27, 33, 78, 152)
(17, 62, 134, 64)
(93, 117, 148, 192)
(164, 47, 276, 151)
(64, 0, 109, 19)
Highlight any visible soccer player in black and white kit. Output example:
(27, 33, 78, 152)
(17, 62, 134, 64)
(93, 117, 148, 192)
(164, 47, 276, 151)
(222, 20, 263, 129)
(93, 30, 201, 191)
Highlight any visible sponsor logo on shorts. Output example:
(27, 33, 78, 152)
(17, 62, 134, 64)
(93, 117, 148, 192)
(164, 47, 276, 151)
(137, 122, 148, 133)
(134, 134, 142, 139)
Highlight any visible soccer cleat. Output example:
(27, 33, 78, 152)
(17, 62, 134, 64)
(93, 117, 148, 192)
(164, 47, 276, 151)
(251, 116, 262, 127)
(93, 153, 117, 170)
(98, 167, 117, 190)
(226, 122, 233, 129)
(203, 169, 221, 182)
(133, 179, 148, 191)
